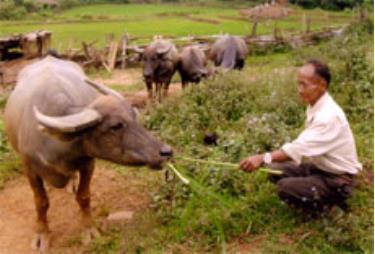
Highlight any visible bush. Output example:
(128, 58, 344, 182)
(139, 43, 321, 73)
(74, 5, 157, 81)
(144, 20, 373, 251)
(59, 0, 80, 10)
(289, 0, 364, 10)
(144, 68, 305, 247)
(21, 0, 39, 12)
(0, 0, 49, 19)
(0, 0, 16, 20)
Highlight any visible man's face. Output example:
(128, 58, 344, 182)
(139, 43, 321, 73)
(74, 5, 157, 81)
(297, 64, 327, 105)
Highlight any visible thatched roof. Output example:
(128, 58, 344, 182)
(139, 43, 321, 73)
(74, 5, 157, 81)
(240, 2, 291, 21)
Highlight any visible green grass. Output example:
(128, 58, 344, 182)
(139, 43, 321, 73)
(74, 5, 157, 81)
(60, 4, 236, 18)
(0, 4, 353, 50)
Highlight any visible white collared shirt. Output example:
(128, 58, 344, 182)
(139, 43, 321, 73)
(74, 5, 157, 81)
(282, 92, 362, 175)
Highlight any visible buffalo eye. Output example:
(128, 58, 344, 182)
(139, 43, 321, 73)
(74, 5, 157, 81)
(158, 54, 166, 60)
(109, 122, 125, 132)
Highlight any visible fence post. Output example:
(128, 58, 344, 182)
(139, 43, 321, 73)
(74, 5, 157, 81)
(306, 16, 311, 33)
(107, 41, 118, 71)
(121, 32, 128, 70)
(251, 21, 258, 37)
(302, 13, 306, 33)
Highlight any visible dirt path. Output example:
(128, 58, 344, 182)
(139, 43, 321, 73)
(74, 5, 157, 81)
(0, 165, 158, 254)
(93, 68, 143, 87)
(93, 68, 183, 108)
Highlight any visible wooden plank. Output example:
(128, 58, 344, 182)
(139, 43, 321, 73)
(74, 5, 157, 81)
(121, 33, 128, 69)
(82, 42, 91, 60)
(107, 41, 119, 71)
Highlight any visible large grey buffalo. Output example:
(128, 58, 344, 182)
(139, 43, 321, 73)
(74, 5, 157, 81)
(4, 56, 172, 252)
(177, 45, 209, 88)
(209, 35, 248, 70)
(137, 39, 179, 102)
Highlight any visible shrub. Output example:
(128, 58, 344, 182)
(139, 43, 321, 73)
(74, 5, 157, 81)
(59, 0, 80, 10)
(144, 20, 373, 251)
(0, 0, 16, 20)
(289, 0, 364, 10)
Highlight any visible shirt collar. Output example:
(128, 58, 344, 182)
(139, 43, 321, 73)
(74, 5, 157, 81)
(306, 92, 330, 122)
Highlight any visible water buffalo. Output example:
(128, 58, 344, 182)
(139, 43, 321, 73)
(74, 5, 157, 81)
(209, 36, 248, 70)
(4, 56, 172, 252)
(177, 45, 209, 88)
(137, 39, 179, 102)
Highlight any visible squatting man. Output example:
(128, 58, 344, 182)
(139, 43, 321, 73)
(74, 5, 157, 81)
(239, 59, 362, 214)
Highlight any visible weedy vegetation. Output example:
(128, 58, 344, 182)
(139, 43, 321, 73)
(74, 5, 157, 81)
(120, 19, 371, 253)
(0, 106, 20, 189)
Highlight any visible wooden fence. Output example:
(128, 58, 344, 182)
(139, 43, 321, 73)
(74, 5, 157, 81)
(62, 24, 347, 72)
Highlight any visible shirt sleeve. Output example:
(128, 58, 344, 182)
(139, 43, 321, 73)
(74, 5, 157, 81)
(281, 117, 344, 165)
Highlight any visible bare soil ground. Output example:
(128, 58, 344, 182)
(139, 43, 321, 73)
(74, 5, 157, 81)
(0, 165, 162, 254)
(93, 68, 142, 87)
(93, 68, 183, 108)
(0, 58, 40, 93)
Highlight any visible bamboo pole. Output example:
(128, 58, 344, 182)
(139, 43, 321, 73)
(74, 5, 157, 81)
(121, 32, 128, 70)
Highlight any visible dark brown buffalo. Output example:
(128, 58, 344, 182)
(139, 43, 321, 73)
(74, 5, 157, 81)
(177, 46, 209, 88)
(4, 56, 172, 252)
(209, 36, 248, 70)
(137, 39, 179, 102)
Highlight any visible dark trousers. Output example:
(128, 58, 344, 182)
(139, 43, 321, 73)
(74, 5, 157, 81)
(268, 162, 355, 213)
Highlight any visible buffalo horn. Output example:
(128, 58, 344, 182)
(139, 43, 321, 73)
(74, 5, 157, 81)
(34, 106, 102, 133)
(133, 46, 144, 54)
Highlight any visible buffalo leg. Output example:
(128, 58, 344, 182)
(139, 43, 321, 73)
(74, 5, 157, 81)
(76, 159, 99, 244)
(146, 81, 153, 99)
(181, 79, 187, 90)
(26, 169, 51, 252)
(162, 81, 170, 98)
(235, 59, 245, 70)
(156, 82, 163, 102)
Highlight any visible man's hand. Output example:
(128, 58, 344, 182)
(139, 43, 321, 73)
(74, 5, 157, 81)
(240, 154, 264, 172)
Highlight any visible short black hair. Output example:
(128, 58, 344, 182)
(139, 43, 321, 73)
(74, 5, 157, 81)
(306, 59, 331, 87)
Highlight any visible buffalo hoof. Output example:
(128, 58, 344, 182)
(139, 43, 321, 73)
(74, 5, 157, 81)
(82, 226, 100, 246)
(31, 232, 51, 253)
(65, 174, 78, 194)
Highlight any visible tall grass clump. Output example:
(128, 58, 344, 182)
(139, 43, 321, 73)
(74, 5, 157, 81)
(142, 19, 373, 252)
(0, 118, 20, 189)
